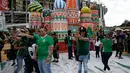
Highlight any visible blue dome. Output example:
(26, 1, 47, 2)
(54, 0, 66, 9)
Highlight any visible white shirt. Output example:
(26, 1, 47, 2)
(95, 40, 101, 46)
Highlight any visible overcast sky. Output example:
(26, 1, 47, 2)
(97, 0, 130, 26)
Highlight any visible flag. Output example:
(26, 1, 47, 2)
(86, 26, 94, 37)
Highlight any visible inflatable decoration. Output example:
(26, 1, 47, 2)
(43, 10, 52, 32)
(80, 6, 95, 51)
(29, 12, 42, 29)
(51, 0, 68, 41)
(54, 0, 66, 9)
(66, 0, 79, 25)
(28, 1, 43, 13)
(80, 6, 93, 30)
(81, 6, 91, 14)
(90, 3, 99, 31)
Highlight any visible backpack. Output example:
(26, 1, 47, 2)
(7, 49, 17, 60)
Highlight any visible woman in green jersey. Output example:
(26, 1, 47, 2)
(100, 32, 113, 72)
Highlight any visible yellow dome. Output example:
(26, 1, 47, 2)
(81, 6, 91, 14)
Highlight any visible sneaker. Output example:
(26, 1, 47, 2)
(52, 60, 56, 62)
(115, 55, 118, 57)
(118, 57, 123, 59)
(69, 58, 73, 60)
(55, 60, 59, 63)
(11, 63, 15, 66)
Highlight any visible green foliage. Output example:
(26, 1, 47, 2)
(120, 20, 130, 27)
(86, 26, 94, 37)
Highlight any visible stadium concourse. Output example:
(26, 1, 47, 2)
(0, 51, 130, 73)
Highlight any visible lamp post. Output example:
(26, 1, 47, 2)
(26, 0, 28, 23)
(11, 0, 14, 24)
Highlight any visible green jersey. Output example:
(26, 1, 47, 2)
(65, 36, 72, 46)
(101, 38, 112, 52)
(77, 38, 90, 55)
(34, 34, 54, 60)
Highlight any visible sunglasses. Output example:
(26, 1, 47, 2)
(38, 29, 45, 32)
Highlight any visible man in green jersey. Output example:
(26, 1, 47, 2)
(51, 32, 59, 63)
(65, 30, 73, 59)
(25, 27, 54, 73)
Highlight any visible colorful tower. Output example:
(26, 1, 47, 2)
(29, 12, 42, 29)
(80, 6, 93, 30)
(43, 10, 52, 32)
(90, 3, 99, 31)
(66, 0, 79, 36)
(51, 0, 67, 41)
(66, 0, 79, 25)
(28, 1, 43, 29)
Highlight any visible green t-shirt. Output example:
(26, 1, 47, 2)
(53, 37, 58, 47)
(77, 38, 90, 55)
(66, 36, 72, 46)
(101, 38, 112, 52)
(34, 34, 54, 60)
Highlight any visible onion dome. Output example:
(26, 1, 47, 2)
(28, 1, 43, 13)
(54, 0, 66, 9)
(43, 10, 52, 17)
(81, 6, 91, 14)
(91, 4, 99, 10)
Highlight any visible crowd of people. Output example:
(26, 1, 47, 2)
(0, 26, 130, 73)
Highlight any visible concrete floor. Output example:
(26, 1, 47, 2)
(0, 51, 130, 73)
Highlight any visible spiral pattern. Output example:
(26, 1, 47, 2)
(28, 1, 43, 13)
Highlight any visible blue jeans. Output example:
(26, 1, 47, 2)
(38, 59, 51, 73)
(14, 56, 24, 73)
(78, 55, 89, 73)
(68, 46, 73, 59)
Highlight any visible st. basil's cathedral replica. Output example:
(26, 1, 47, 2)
(51, 0, 68, 42)
(28, 0, 107, 51)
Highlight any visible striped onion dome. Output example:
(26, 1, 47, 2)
(28, 1, 43, 13)
(54, 0, 66, 9)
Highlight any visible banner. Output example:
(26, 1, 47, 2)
(0, 0, 8, 11)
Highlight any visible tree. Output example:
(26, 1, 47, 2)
(86, 26, 94, 37)
(120, 20, 130, 27)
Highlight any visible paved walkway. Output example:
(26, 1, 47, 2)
(0, 51, 130, 73)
